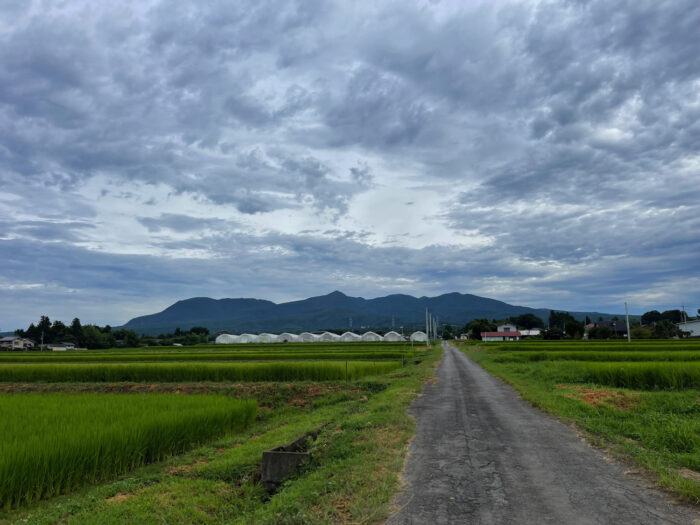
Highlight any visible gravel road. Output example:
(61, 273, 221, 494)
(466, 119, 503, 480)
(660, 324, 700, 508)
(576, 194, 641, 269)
(386, 342, 700, 525)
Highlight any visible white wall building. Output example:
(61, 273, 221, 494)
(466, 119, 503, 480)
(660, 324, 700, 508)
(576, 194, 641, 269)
(679, 320, 700, 338)
(497, 324, 517, 333)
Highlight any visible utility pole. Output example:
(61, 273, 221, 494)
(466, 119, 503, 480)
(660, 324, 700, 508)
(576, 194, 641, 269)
(425, 308, 429, 344)
(625, 302, 631, 343)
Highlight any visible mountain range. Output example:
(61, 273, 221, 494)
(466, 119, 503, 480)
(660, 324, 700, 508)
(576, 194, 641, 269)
(121, 291, 622, 336)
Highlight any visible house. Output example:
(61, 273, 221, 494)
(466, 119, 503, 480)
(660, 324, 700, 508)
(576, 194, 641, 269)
(519, 329, 541, 337)
(678, 319, 700, 338)
(0, 336, 35, 350)
(481, 324, 521, 342)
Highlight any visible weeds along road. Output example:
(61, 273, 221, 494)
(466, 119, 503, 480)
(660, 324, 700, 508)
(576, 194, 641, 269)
(386, 342, 700, 525)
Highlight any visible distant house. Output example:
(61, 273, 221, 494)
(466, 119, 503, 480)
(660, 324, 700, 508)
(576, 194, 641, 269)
(0, 336, 35, 350)
(678, 320, 700, 338)
(519, 328, 541, 337)
(481, 324, 521, 342)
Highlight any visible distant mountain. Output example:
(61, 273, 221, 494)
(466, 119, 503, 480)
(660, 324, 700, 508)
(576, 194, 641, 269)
(121, 291, 621, 335)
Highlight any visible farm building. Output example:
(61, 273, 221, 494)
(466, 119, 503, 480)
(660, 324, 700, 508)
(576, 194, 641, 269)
(277, 333, 299, 342)
(519, 329, 541, 337)
(238, 333, 260, 344)
(0, 336, 35, 350)
(497, 323, 517, 332)
(361, 331, 382, 342)
(340, 331, 362, 342)
(258, 333, 278, 343)
(383, 331, 404, 342)
(678, 319, 700, 338)
(481, 331, 521, 342)
(299, 332, 319, 343)
(318, 332, 340, 342)
(215, 334, 240, 344)
(410, 331, 428, 342)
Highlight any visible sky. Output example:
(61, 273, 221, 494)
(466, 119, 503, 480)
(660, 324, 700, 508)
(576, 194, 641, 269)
(1, 0, 699, 329)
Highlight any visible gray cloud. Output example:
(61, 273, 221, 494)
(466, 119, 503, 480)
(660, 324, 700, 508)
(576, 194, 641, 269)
(1, 0, 699, 327)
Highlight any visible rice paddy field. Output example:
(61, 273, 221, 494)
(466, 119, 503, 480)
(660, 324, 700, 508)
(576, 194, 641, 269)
(460, 339, 700, 503)
(0, 340, 437, 523)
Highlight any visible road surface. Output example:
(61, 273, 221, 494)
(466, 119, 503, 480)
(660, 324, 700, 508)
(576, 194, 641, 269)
(386, 342, 700, 525)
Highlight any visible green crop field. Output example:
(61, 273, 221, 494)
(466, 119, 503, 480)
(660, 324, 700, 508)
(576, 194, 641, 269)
(459, 339, 700, 503)
(0, 341, 435, 523)
(0, 393, 256, 509)
(0, 360, 402, 383)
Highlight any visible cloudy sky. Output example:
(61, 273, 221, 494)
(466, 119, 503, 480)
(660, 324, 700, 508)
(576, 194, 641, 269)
(1, 0, 699, 329)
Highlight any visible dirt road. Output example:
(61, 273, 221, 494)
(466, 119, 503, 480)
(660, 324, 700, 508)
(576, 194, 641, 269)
(386, 342, 700, 524)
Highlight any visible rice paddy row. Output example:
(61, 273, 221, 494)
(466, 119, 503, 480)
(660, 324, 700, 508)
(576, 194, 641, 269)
(0, 360, 403, 383)
(0, 394, 257, 509)
(0, 349, 411, 363)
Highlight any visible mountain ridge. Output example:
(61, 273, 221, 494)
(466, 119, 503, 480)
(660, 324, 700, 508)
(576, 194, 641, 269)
(121, 291, 623, 335)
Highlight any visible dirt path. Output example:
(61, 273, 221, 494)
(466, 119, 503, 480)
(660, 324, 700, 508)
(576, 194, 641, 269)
(386, 342, 700, 525)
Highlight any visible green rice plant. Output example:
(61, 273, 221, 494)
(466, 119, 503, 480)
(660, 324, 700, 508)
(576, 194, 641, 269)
(0, 361, 402, 383)
(511, 361, 700, 390)
(0, 350, 408, 363)
(494, 351, 700, 363)
(0, 393, 256, 509)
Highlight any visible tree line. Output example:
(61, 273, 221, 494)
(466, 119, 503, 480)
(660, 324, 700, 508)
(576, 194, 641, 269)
(13, 316, 211, 350)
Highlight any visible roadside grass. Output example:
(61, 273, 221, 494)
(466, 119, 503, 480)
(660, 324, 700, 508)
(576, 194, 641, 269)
(459, 342, 700, 504)
(1, 344, 441, 524)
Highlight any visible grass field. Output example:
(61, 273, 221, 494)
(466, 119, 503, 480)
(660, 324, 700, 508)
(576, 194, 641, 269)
(0, 341, 436, 523)
(459, 339, 700, 503)
(0, 394, 256, 509)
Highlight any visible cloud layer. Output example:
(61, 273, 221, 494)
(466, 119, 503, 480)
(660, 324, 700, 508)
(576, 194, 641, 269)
(1, 0, 699, 328)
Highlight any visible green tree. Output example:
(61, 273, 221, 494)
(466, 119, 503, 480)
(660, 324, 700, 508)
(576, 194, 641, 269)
(641, 310, 661, 326)
(660, 310, 682, 324)
(442, 324, 454, 340)
(465, 319, 496, 340)
(509, 313, 544, 329)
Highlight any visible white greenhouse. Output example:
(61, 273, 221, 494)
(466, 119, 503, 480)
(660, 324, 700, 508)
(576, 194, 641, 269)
(238, 333, 260, 344)
(383, 331, 404, 342)
(299, 332, 319, 343)
(277, 333, 299, 343)
(339, 331, 362, 342)
(258, 333, 278, 343)
(361, 331, 382, 342)
(318, 331, 340, 342)
(409, 331, 428, 342)
(215, 334, 240, 344)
